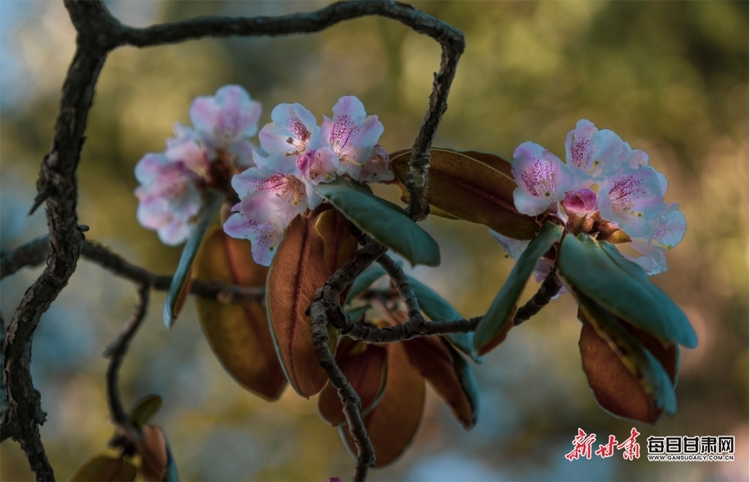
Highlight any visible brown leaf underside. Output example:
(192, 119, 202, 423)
(318, 338, 388, 426)
(342, 343, 426, 467)
(194, 228, 286, 400)
(268, 214, 331, 397)
(403, 336, 475, 429)
(579, 319, 676, 424)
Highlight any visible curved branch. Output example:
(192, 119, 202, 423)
(310, 241, 388, 481)
(117, 0, 464, 220)
(105, 285, 150, 427)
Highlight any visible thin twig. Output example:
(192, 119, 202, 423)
(104, 284, 149, 428)
(0, 236, 264, 304)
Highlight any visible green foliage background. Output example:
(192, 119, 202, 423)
(1, 1, 747, 480)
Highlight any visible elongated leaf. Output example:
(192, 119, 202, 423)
(406, 275, 481, 363)
(403, 336, 479, 429)
(473, 222, 564, 355)
(318, 338, 388, 426)
(267, 213, 331, 397)
(339, 343, 425, 467)
(69, 454, 137, 482)
(390, 148, 539, 240)
(315, 208, 359, 277)
(129, 395, 162, 428)
(345, 266, 387, 305)
(163, 437, 179, 482)
(137, 425, 168, 482)
(558, 234, 697, 348)
(193, 227, 286, 400)
(315, 178, 440, 267)
(315, 207, 359, 305)
(575, 290, 677, 423)
(163, 189, 223, 329)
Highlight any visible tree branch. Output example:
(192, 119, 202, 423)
(310, 241, 388, 481)
(0, 236, 264, 304)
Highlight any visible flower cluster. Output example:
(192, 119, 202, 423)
(223, 96, 393, 266)
(493, 119, 686, 276)
(134, 85, 261, 245)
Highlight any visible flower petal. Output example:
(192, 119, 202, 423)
(223, 212, 283, 267)
(598, 165, 664, 238)
(259, 103, 319, 156)
(189, 85, 262, 150)
(511, 142, 573, 215)
(488, 229, 530, 259)
(357, 144, 394, 183)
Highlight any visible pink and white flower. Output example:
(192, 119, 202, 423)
(565, 119, 627, 182)
(495, 119, 685, 279)
(627, 203, 686, 275)
(134, 85, 263, 245)
(511, 142, 574, 216)
(222, 95, 394, 266)
(186, 85, 262, 167)
(320, 96, 392, 183)
(134, 153, 202, 245)
(224, 166, 310, 266)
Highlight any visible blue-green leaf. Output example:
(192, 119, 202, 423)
(558, 234, 697, 348)
(315, 178, 440, 267)
(444, 340, 480, 428)
(406, 275, 482, 364)
(163, 189, 223, 329)
(128, 394, 162, 428)
(345, 305, 371, 322)
(345, 266, 387, 305)
(473, 222, 563, 355)
(574, 290, 677, 422)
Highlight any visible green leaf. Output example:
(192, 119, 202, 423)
(445, 340, 481, 428)
(163, 189, 223, 329)
(163, 439, 179, 482)
(128, 394, 162, 428)
(345, 305, 371, 322)
(473, 222, 564, 355)
(390, 148, 539, 240)
(557, 234, 697, 348)
(406, 275, 482, 364)
(574, 290, 677, 423)
(315, 178, 440, 267)
(345, 266, 387, 305)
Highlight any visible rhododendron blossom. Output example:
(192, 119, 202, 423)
(494, 120, 685, 277)
(223, 95, 394, 266)
(134, 85, 262, 245)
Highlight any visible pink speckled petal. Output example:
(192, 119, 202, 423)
(259, 103, 318, 156)
(190, 85, 262, 150)
(223, 212, 283, 266)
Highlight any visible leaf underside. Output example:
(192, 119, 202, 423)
(576, 290, 678, 424)
(390, 148, 539, 240)
(193, 227, 287, 400)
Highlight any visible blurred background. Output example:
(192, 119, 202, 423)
(1, 1, 747, 480)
